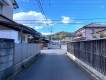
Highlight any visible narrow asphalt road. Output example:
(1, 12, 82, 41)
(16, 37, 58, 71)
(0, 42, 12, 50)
(15, 49, 95, 80)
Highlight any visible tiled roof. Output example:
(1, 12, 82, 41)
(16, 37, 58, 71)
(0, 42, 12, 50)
(0, 15, 41, 38)
(84, 23, 106, 28)
(75, 23, 106, 33)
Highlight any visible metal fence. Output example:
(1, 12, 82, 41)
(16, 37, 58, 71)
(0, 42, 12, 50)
(67, 39, 106, 75)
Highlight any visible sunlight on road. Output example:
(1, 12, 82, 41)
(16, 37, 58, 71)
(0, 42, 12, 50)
(41, 49, 67, 55)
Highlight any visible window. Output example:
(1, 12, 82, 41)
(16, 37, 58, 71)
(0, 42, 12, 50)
(92, 29, 95, 34)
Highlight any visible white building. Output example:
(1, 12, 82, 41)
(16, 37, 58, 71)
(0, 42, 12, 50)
(0, 0, 18, 19)
(0, 0, 32, 43)
(74, 23, 106, 41)
(0, 15, 39, 43)
(48, 40, 61, 49)
(95, 29, 106, 38)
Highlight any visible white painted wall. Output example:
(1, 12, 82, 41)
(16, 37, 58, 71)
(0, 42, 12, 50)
(85, 29, 93, 40)
(0, 25, 30, 43)
(76, 28, 106, 40)
(0, 30, 20, 43)
(0, 0, 15, 19)
(85, 28, 105, 40)
(2, 4, 13, 19)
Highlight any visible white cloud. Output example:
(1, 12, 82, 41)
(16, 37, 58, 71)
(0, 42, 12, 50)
(41, 32, 54, 35)
(61, 16, 83, 24)
(61, 16, 72, 24)
(13, 11, 53, 30)
(34, 26, 43, 30)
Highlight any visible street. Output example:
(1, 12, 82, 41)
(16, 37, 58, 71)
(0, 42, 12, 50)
(15, 49, 95, 80)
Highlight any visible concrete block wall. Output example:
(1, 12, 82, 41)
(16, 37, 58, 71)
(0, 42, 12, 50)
(0, 38, 41, 80)
(11, 43, 41, 79)
(14, 43, 40, 65)
(0, 38, 14, 80)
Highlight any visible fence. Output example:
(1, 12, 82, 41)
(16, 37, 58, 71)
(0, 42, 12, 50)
(0, 39, 41, 80)
(0, 38, 14, 80)
(67, 39, 106, 75)
(14, 43, 40, 65)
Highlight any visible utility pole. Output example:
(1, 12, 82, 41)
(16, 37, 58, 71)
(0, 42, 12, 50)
(50, 25, 53, 40)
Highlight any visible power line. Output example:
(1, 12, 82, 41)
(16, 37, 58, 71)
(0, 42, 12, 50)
(35, 0, 48, 21)
(36, 1, 106, 6)
(15, 22, 106, 25)
(14, 17, 106, 21)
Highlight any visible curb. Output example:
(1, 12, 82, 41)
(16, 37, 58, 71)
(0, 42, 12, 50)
(6, 54, 41, 80)
(66, 52, 106, 80)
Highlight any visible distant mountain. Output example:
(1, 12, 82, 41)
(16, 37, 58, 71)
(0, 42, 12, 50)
(46, 31, 74, 40)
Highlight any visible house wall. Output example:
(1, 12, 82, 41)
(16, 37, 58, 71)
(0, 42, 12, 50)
(85, 29, 93, 40)
(0, 30, 30, 43)
(97, 30, 106, 38)
(2, 4, 13, 19)
(81, 29, 86, 37)
(65, 37, 73, 41)
(0, 0, 14, 19)
(18, 32, 30, 43)
(76, 28, 106, 40)
(0, 30, 19, 43)
(85, 28, 105, 40)
(0, 25, 30, 43)
(22, 33, 29, 43)
(76, 29, 86, 37)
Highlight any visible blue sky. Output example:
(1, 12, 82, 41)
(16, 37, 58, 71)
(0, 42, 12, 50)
(14, 0, 106, 34)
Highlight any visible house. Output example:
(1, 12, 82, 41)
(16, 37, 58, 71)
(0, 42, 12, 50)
(62, 33, 75, 42)
(94, 29, 106, 38)
(0, 0, 42, 43)
(0, 0, 20, 43)
(0, 0, 18, 19)
(48, 40, 61, 49)
(0, 15, 42, 43)
(74, 23, 106, 41)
